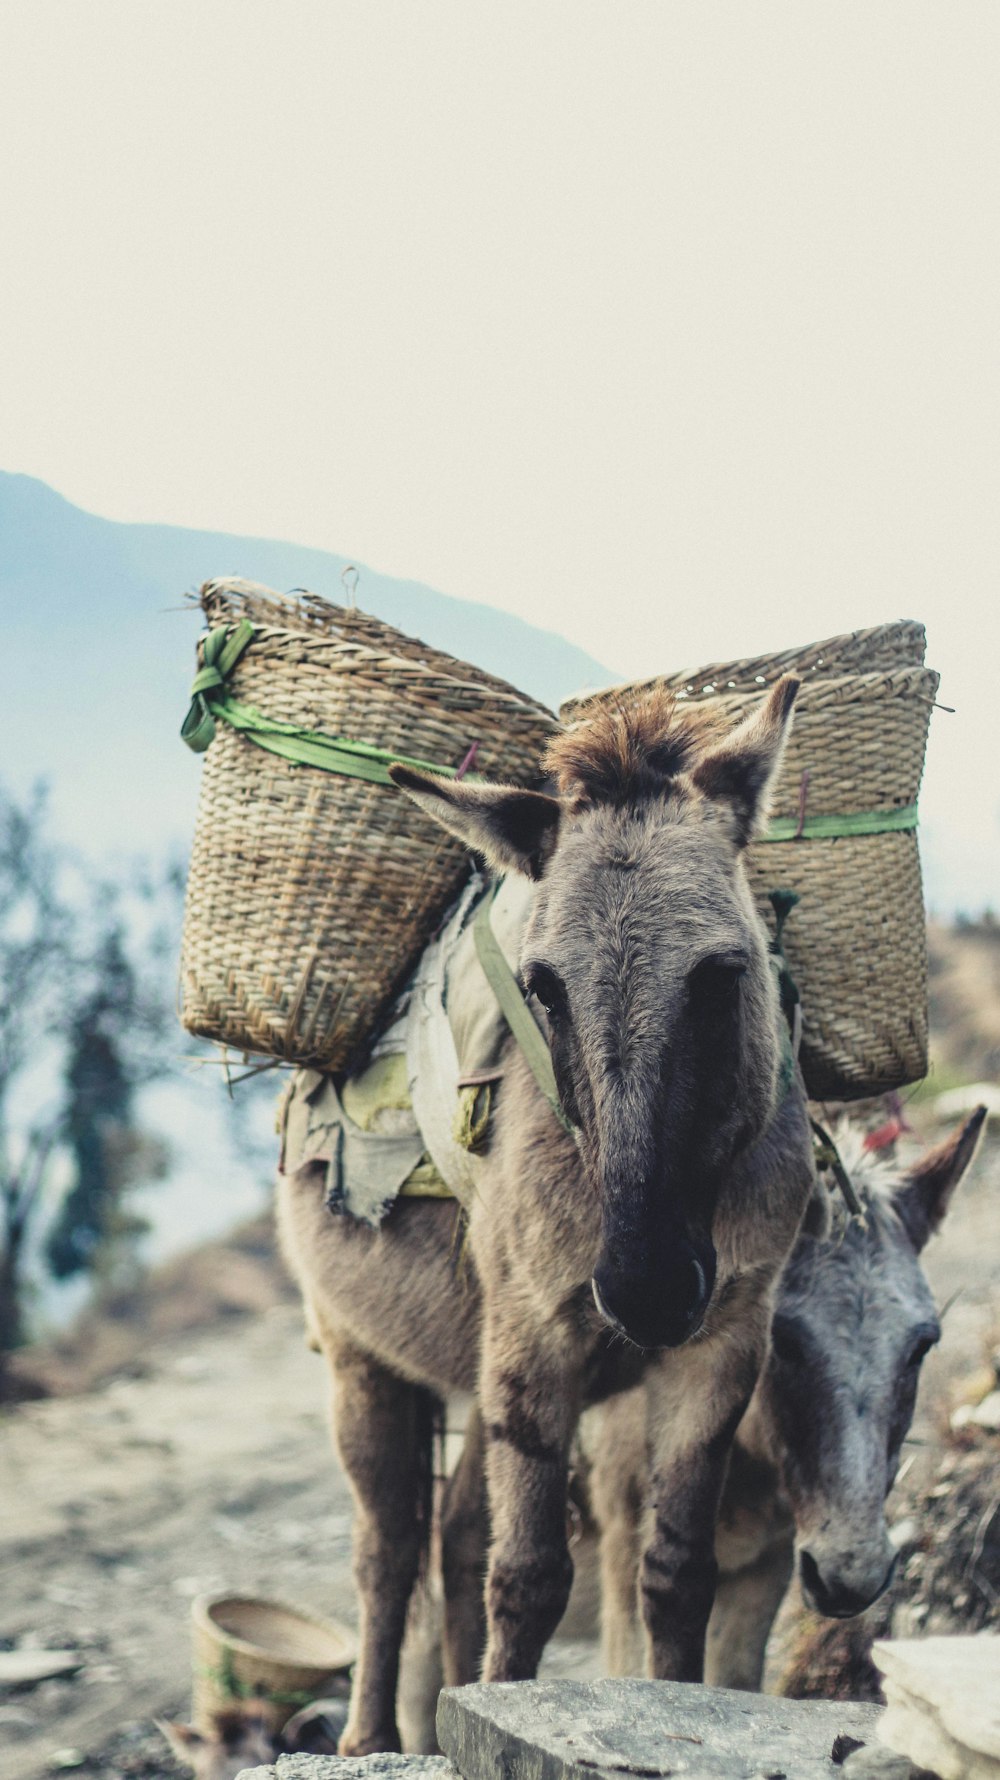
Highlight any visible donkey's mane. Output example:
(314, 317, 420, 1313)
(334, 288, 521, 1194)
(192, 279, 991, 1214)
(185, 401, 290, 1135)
(546, 687, 725, 806)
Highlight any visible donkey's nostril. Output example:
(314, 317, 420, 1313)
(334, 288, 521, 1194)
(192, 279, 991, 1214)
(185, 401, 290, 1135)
(676, 1241, 714, 1323)
(591, 1274, 622, 1331)
(682, 1255, 706, 1316)
(799, 1548, 822, 1602)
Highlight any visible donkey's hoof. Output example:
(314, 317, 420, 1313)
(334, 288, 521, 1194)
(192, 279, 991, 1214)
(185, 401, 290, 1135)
(338, 1726, 402, 1757)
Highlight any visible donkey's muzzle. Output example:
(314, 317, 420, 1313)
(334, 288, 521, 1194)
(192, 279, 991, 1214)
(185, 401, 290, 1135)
(798, 1546, 898, 1619)
(591, 1236, 716, 1350)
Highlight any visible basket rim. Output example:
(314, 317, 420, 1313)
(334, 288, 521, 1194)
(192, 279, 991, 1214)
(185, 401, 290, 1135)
(560, 619, 928, 718)
(191, 1593, 355, 1669)
(561, 664, 940, 727)
(197, 579, 559, 724)
(698, 666, 940, 709)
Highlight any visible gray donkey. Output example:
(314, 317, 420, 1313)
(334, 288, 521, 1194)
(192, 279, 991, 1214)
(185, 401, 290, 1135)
(278, 679, 817, 1753)
(588, 1107, 987, 1690)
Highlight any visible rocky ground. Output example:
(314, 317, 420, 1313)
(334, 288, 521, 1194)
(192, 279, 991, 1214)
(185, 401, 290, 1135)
(1, 1123, 997, 1780)
(0, 1232, 602, 1780)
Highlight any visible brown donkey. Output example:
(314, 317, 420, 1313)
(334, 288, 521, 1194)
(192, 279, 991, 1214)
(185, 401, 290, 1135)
(278, 679, 816, 1752)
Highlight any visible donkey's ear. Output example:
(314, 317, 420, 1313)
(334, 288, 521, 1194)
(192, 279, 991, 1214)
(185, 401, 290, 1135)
(389, 765, 562, 880)
(156, 1719, 205, 1759)
(893, 1105, 988, 1251)
(691, 675, 800, 844)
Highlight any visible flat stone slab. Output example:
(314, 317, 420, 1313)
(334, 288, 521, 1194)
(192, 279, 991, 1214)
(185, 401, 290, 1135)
(237, 1755, 457, 1780)
(437, 1679, 883, 1780)
(840, 1748, 936, 1780)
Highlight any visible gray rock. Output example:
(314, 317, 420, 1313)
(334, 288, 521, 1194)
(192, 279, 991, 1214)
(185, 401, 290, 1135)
(841, 1747, 938, 1779)
(0, 1648, 82, 1685)
(236, 1755, 458, 1780)
(437, 1679, 883, 1780)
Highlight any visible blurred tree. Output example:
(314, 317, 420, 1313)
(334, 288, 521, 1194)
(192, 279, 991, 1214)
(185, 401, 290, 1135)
(45, 925, 170, 1287)
(0, 784, 177, 1394)
(0, 785, 71, 1371)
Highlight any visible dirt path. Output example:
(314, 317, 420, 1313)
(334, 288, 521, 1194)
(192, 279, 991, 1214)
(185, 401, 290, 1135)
(1, 1128, 996, 1780)
(1, 1303, 358, 1779)
(0, 1301, 601, 1780)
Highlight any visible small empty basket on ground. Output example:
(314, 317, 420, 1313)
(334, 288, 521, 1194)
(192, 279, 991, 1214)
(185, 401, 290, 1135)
(179, 580, 558, 1071)
(191, 1593, 355, 1736)
(561, 622, 939, 1100)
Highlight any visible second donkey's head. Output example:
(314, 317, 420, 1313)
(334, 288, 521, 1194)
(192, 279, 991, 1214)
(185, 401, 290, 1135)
(391, 677, 798, 1351)
(764, 1108, 986, 1618)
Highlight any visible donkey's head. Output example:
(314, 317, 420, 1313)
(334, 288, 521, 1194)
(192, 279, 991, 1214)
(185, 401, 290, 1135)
(157, 1705, 276, 1780)
(764, 1107, 986, 1618)
(391, 677, 798, 1349)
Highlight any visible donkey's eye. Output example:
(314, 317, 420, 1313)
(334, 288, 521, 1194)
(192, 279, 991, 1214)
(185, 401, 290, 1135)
(691, 954, 747, 1001)
(525, 964, 567, 1020)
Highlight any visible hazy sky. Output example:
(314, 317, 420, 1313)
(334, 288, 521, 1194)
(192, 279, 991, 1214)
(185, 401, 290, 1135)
(1, 2, 997, 907)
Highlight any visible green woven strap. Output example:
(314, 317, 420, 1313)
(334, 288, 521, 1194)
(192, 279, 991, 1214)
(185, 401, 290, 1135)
(181, 621, 462, 784)
(473, 887, 575, 1137)
(761, 805, 918, 841)
(197, 1656, 316, 1709)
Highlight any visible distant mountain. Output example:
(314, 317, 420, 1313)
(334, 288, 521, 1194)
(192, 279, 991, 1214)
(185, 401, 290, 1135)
(0, 473, 614, 859)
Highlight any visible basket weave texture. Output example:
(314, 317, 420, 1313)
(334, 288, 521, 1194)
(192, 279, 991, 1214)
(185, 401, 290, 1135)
(181, 580, 559, 1070)
(191, 1594, 354, 1735)
(561, 624, 938, 1101)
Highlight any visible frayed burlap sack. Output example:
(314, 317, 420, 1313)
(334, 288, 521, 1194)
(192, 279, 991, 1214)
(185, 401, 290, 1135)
(180, 580, 558, 1071)
(561, 624, 938, 1100)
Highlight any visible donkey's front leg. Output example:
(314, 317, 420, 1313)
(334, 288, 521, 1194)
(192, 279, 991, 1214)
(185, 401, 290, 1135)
(325, 1334, 436, 1756)
(587, 1389, 648, 1676)
(440, 1403, 489, 1686)
(480, 1306, 582, 1681)
(705, 1539, 794, 1690)
(642, 1300, 768, 1682)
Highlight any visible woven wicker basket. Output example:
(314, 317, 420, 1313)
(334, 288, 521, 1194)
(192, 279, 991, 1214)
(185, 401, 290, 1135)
(561, 625, 938, 1101)
(191, 1594, 354, 1736)
(181, 582, 558, 1070)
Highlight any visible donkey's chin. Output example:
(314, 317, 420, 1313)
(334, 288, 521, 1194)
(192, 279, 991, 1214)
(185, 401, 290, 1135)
(590, 1275, 709, 1351)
